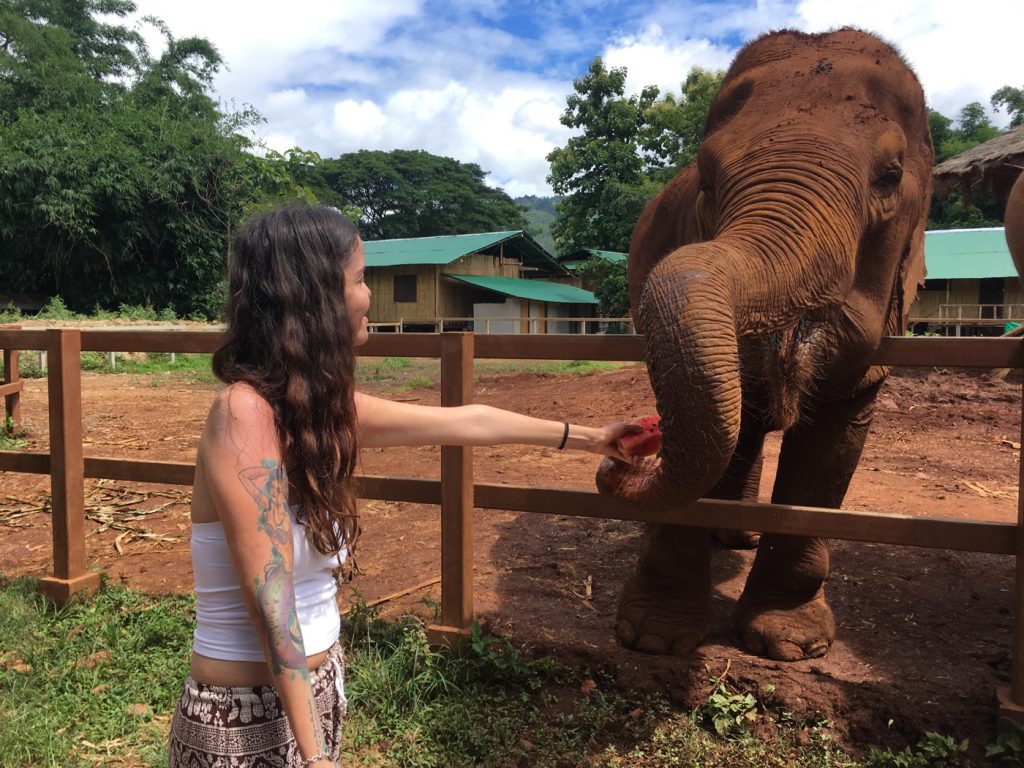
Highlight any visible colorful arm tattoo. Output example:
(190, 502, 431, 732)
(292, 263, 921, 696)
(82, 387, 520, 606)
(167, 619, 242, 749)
(239, 460, 307, 677)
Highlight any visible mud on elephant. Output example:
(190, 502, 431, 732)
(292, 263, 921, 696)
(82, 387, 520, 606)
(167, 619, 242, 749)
(597, 28, 934, 661)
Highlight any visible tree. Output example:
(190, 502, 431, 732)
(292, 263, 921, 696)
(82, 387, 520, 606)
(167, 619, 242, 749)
(928, 102, 1005, 229)
(928, 109, 954, 161)
(546, 58, 661, 255)
(0, 1, 318, 317)
(641, 67, 726, 182)
(546, 59, 723, 255)
(321, 150, 527, 240)
(933, 102, 1000, 164)
(992, 85, 1024, 128)
(576, 257, 629, 318)
(0, 0, 144, 117)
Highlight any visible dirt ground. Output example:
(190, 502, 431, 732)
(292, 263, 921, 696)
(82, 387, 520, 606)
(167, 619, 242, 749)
(2, 359, 1022, 757)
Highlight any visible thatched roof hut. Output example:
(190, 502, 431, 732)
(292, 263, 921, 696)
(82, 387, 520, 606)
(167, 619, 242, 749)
(933, 125, 1024, 201)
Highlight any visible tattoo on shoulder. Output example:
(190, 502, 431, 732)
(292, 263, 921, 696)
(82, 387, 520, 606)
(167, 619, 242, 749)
(238, 460, 307, 675)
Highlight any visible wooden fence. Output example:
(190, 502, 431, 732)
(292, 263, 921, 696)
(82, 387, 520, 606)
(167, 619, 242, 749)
(3, 327, 1024, 720)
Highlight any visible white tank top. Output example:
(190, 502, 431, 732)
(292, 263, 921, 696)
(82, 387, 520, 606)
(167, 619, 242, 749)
(190, 509, 345, 662)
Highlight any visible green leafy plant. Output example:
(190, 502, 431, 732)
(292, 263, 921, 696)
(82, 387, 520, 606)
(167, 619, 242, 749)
(117, 304, 159, 321)
(866, 731, 970, 767)
(465, 622, 559, 690)
(987, 720, 1024, 765)
(35, 296, 78, 321)
(702, 676, 761, 737)
(0, 416, 28, 450)
(0, 304, 22, 324)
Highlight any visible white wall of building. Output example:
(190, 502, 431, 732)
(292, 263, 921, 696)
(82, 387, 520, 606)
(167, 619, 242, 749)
(472, 299, 588, 333)
(473, 301, 520, 334)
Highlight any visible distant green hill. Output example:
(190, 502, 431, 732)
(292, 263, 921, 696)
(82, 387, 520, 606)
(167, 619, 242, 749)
(515, 195, 560, 254)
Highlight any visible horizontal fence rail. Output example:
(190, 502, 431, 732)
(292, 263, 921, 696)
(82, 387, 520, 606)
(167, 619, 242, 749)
(2, 327, 1024, 720)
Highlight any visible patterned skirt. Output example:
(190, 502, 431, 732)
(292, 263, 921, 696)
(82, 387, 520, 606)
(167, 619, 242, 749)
(169, 641, 347, 767)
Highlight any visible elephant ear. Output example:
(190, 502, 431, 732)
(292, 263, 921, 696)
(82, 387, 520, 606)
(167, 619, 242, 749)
(627, 163, 703, 314)
(888, 222, 927, 335)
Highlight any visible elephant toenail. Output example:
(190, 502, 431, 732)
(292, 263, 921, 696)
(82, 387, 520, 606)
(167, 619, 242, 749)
(805, 640, 831, 659)
(770, 641, 804, 662)
(615, 620, 638, 647)
(740, 632, 765, 656)
(636, 635, 668, 654)
(670, 637, 698, 656)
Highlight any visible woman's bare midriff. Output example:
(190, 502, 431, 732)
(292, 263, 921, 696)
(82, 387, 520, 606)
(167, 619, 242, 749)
(190, 649, 330, 687)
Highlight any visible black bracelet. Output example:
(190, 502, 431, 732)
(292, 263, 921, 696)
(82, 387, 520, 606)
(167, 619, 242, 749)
(557, 421, 570, 450)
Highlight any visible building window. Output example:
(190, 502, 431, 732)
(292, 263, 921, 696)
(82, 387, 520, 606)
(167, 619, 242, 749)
(393, 274, 417, 303)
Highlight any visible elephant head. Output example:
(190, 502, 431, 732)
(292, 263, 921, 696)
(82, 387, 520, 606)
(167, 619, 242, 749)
(599, 29, 934, 507)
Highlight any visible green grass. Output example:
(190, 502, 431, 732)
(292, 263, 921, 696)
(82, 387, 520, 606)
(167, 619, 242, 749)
(340, 600, 858, 768)
(79, 352, 217, 384)
(4, 578, 1015, 767)
(15, 352, 218, 385)
(12, 350, 626, 392)
(355, 357, 630, 393)
(0, 577, 193, 767)
(477, 359, 623, 376)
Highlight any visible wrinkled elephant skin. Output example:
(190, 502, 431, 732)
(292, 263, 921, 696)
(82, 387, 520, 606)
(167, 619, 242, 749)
(598, 29, 934, 660)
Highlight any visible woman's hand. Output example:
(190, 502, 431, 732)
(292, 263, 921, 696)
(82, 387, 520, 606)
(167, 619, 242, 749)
(575, 421, 644, 462)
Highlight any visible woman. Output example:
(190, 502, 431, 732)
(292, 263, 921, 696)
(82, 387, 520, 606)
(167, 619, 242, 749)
(168, 207, 638, 768)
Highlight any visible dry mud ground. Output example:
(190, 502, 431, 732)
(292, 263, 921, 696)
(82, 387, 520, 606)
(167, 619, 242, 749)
(1, 362, 1022, 757)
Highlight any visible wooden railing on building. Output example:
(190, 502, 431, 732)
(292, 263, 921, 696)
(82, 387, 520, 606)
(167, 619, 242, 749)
(3, 328, 1024, 720)
(909, 305, 1024, 333)
(368, 316, 636, 334)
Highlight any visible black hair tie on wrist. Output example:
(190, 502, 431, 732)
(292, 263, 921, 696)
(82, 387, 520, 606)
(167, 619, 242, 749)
(557, 421, 570, 450)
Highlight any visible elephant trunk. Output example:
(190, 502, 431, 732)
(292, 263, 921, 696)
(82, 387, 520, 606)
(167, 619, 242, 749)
(598, 241, 742, 507)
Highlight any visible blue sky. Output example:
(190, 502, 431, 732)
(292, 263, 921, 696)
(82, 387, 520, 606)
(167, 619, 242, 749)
(130, 0, 1021, 197)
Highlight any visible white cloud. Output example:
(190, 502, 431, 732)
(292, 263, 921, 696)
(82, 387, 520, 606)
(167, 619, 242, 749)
(331, 99, 388, 143)
(122, 0, 1024, 196)
(604, 23, 736, 96)
(794, 0, 1022, 126)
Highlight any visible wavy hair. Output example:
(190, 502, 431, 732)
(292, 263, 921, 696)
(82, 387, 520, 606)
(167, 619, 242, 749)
(213, 207, 360, 557)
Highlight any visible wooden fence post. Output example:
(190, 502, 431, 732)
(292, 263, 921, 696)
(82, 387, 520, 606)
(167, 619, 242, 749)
(999, 387, 1024, 723)
(2, 324, 21, 428)
(39, 329, 100, 604)
(428, 332, 475, 646)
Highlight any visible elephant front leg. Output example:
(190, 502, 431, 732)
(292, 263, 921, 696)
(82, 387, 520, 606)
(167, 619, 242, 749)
(734, 382, 882, 660)
(616, 524, 712, 655)
(617, 425, 766, 655)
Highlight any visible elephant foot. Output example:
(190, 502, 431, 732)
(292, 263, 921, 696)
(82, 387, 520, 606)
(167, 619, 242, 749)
(714, 528, 760, 549)
(616, 526, 712, 656)
(732, 592, 835, 661)
(616, 573, 711, 655)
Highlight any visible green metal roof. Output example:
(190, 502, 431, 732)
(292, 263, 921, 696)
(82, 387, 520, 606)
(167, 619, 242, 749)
(363, 231, 567, 274)
(558, 248, 627, 270)
(445, 275, 598, 304)
(924, 227, 1013, 280)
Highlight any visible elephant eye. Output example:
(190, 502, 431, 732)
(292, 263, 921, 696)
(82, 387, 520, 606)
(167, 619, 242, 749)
(874, 163, 903, 190)
(699, 179, 715, 199)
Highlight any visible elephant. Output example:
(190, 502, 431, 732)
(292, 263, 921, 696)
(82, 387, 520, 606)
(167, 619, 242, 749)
(597, 28, 934, 661)
(1008, 173, 1024, 276)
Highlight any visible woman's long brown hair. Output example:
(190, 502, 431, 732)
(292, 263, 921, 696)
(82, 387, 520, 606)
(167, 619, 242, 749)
(213, 207, 360, 556)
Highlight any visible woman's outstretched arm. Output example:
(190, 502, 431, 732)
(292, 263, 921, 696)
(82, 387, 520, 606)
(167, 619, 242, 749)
(355, 391, 638, 459)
